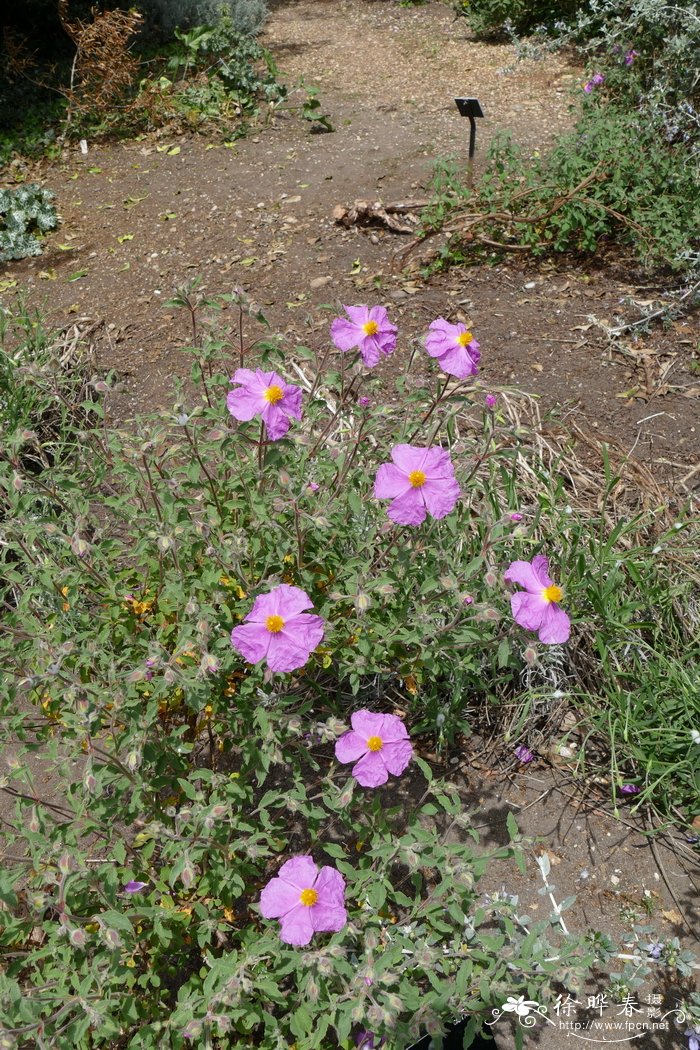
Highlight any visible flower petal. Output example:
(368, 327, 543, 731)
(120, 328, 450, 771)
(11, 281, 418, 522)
(260, 877, 304, 918)
(267, 616, 325, 673)
(504, 559, 545, 594)
(261, 402, 292, 441)
(352, 750, 390, 788)
(230, 621, 272, 665)
(510, 591, 547, 632)
(313, 865, 346, 906)
(390, 444, 428, 473)
(350, 710, 407, 741)
(530, 555, 553, 588)
(335, 730, 369, 764)
(386, 489, 426, 526)
(278, 905, 315, 946)
(538, 603, 570, 645)
(420, 477, 460, 519)
(330, 316, 362, 352)
(226, 386, 262, 423)
(248, 585, 314, 622)
(276, 855, 319, 890)
(381, 739, 413, 776)
(374, 463, 411, 500)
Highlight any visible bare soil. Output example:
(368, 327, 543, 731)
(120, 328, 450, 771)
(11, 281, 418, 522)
(4, 0, 699, 480)
(1, 0, 698, 1042)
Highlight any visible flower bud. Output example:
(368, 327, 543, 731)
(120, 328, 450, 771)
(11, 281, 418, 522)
(182, 1020, 203, 1040)
(12, 473, 23, 492)
(157, 535, 173, 553)
(27, 808, 40, 834)
(58, 851, 75, 875)
(125, 750, 142, 772)
(306, 975, 319, 1003)
(523, 646, 538, 666)
(354, 592, 371, 614)
(69, 926, 87, 948)
(181, 857, 196, 889)
(103, 927, 122, 949)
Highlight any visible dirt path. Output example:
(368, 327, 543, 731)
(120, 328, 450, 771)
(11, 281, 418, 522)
(6, 0, 698, 476)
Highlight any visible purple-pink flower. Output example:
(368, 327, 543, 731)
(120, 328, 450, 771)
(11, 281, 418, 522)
(123, 880, 148, 894)
(259, 855, 346, 946)
(510, 513, 523, 522)
(358, 396, 372, 407)
(230, 584, 324, 673)
(335, 710, 413, 788)
(227, 368, 302, 441)
(504, 555, 571, 645)
(374, 444, 460, 526)
(425, 318, 480, 379)
(624, 49, 638, 65)
(620, 783, 640, 795)
(485, 393, 498, 409)
(584, 72, 605, 93)
(330, 305, 397, 368)
(514, 745, 534, 764)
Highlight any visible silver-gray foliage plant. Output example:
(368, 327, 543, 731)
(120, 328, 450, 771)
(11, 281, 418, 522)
(140, 0, 268, 34)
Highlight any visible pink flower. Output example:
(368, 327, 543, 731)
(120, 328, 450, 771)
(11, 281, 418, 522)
(357, 396, 372, 407)
(259, 855, 346, 946)
(485, 393, 498, 409)
(307, 482, 319, 492)
(123, 880, 148, 894)
(335, 710, 413, 788)
(230, 584, 324, 672)
(514, 745, 534, 764)
(624, 49, 638, 65)
(227, 368, 302, 441)
(330, 306, 397, 368)
(620, 783, 640, 795)
(510, 513, 523, 522)
(425, 318, 481, 379)
(504, 555, 570, 645)
(374, 444, 460, 526)
(584, 72, 605, 92)
(463, 594, 474, 606)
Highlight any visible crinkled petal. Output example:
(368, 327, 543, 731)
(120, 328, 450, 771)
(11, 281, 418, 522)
(343, 305, 371, 326)
(335, 730, 369, 764)
(432, 342, 480, 379)
(226, 386, 262, 422)
(230, 621, 272, 664)
(421, 446, 457, 478)
(367, 305, 393, 330)
(390, 444, 429, 473)
(313, 865, 346, 906)
(538, 603, 571, 645)
(530, 555, 553, 588)
(281, 385, 303, 421)
(350, 710, 407, 742)
(261, 402, 292, 441)
(352, 750, 390, 788)
(381, 739, 414, 776)
(359, 337, 383, 368)
(260, 877, 304, 918)
(276, 856, 319, 890)
(510, 592, 547, 632)
(331, 316, 363, 352)
(278, 906, 315, 946)
(374, 463, 411, 500)
(310, 897, 347, 935)
(267, 614, 325, 672)
(504, 559, 546, 594)
(248, 585, 314, 622)
(386, 489, 426, 526)
(420, 477, 460, 519)
(230, 367, 261, 386)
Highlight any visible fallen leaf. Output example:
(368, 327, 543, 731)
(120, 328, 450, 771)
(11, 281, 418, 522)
(39, 270, 57, 280)
(57, 243, 78, 252)
(117, 233, 134, 243)
(87, 167, 102, 174)
(123, 194, 149, 209)
(661, 909, 683, 925)
(159, 212, 177, 221)
(68, 270, 88, 282)
(0, 278, 18, 292)
(167, 146, 181, 156)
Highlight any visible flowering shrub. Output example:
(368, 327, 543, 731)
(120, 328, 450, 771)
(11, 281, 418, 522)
(0, 291, 697, 1046)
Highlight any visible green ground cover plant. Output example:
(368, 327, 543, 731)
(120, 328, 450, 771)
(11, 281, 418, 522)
(0, 290, 698, 1047)
(0, 186, 59, 263)
(422, 0, 700, 284)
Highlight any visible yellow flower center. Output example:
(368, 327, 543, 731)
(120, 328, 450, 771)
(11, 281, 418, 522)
(456, 330, 474, 347)
(362, 320, 379, 336)
(408, 470, 426, 488)
(265, 614, 285, 633)
(299, 888, 318, 907)
(264, 385, 284, 404)
(367, 735, 383, 752)
(542, 585, 563, 604)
